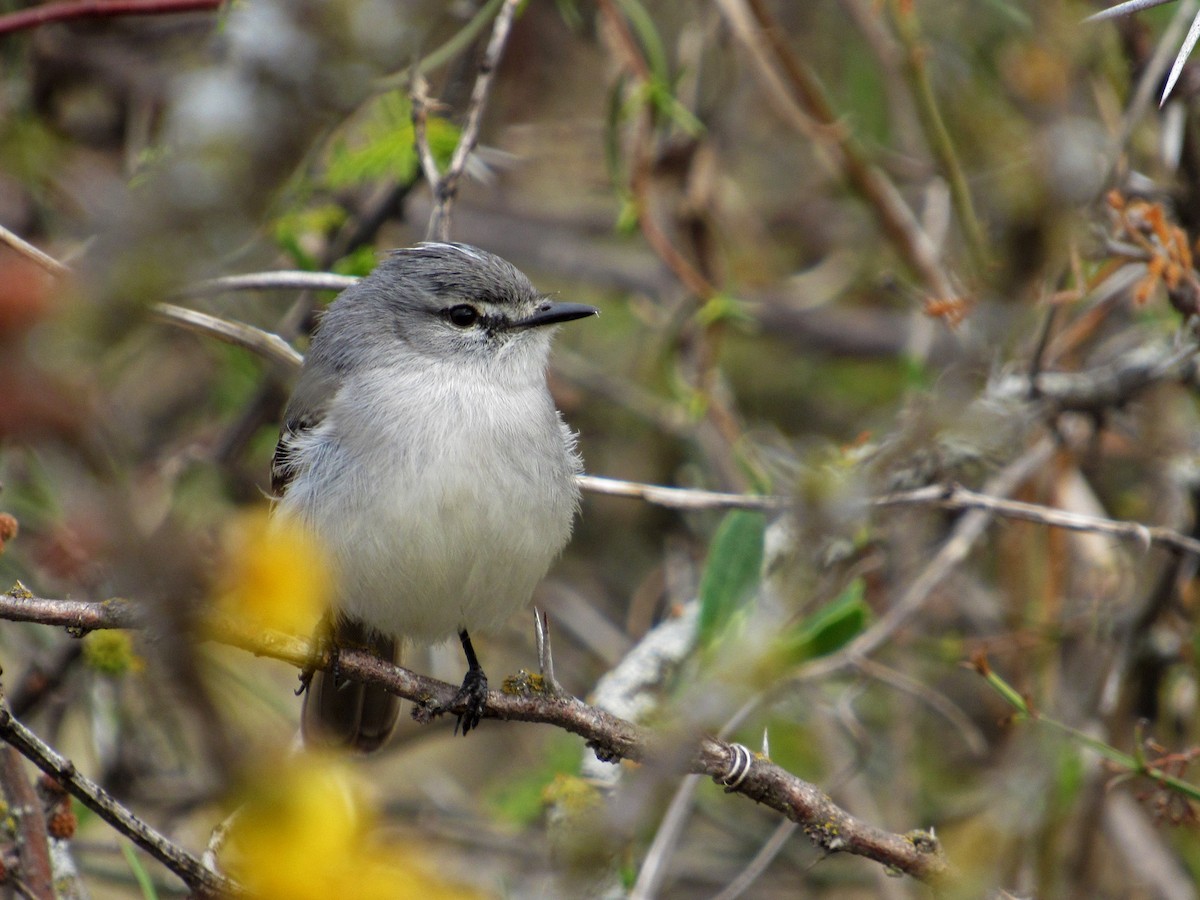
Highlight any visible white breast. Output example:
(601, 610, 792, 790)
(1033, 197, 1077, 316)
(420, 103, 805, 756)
(277, 356, 580, 644)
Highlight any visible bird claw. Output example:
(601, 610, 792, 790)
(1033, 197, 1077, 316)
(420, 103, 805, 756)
(451, 667, 488, 736)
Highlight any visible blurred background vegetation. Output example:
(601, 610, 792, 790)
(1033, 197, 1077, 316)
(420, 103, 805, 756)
(0, 0, 1199, 896)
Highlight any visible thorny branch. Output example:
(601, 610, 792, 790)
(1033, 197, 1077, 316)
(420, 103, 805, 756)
(0, 591, 951, 887)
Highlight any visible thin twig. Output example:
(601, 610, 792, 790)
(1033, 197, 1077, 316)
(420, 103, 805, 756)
(0, 225, 70, 278)
(874, 482, 1200, 558)
(0, 0, 221, 36)
(716, 0, 956, 303)
(424, 0, 523, 241)
(595, 0, 716, 301)
(1104, 0, 1200, 174)
(854, 657, 987, 757)
(0, 591, 951, 886)
(802, 436, 1058, 680)
(710, 820, 799, 900)
(0, 684, 241, 897)
(630, 771, 703, 899)
(0, 231, 310, 372)
(375, 0, 506, 93)
(410, 75, 445, 197)
(577, 474, 787, 510)
(176, 271, 357, 298)
(151, 304, 303, 370)
(887, 0, 988, 273)
(991, 339, 1200, 412)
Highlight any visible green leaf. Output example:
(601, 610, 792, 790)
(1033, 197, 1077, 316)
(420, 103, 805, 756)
(121, 842, 160, 900)
(616, 0, 670, 84)
(778, 579, 869, 664)
(332, 246, 378, 278)
(696, 293, 754, 328)
(697, 510, 766, 645)
(322, 93, 459, 190)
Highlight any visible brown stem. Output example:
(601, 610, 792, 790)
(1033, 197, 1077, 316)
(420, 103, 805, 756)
(0, 0, 223, 36)
(0, 746, 54, 899)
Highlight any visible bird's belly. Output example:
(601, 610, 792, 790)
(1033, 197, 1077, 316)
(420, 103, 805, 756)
(319, 462, 570, 644)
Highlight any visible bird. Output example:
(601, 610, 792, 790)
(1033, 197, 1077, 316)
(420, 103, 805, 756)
(271, 242, 597, 750)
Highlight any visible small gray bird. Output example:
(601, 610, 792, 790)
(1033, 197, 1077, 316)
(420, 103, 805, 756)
(271, 243, 597, 749)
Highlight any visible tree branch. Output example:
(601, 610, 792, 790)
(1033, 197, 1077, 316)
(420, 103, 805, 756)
(150, 304, 304, 370)
(0, 744, 54, 899)
(874, 481, 1200, 558)
(0, 590, 951, 886)
(0, 0, 222, 37)
(421, 0, 523, 242)
(0, 679, 240, 897)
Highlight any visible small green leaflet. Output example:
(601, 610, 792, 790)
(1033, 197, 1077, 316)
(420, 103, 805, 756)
(777, 579, 869, 664)
(698, 509, 766, 646)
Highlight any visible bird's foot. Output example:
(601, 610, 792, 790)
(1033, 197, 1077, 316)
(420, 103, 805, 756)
(296, 616, 339, 697)
(451, 666, 488, 736)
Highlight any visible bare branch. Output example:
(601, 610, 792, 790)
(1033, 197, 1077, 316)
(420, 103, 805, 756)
(711, 819, 799, 900)
(801, 436, 1057, 681)
(875, 482, 1200, 557)
(0, 229, 309, 373)
(424, 0, 523, 241)
(714, 0, 956, 303)
(0, 682, 241, 897)
(410, 75, 445, 200)
(0, 224, 70, 278)
(151, 304, 303, 371)
(0, 590, 952, 886)
(176, 272, 358, 298)
(577, 474, 787, 511)
(991, 340, 1199, 412)
(0, 0, 221, 38)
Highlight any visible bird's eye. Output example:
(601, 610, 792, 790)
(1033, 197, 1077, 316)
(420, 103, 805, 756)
(445, 304, 480, 327)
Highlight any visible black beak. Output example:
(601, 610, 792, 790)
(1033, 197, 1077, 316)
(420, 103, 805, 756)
(512, 300, 599, 330)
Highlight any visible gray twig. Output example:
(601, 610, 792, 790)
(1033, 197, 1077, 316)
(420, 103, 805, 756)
(151, 304, 304, 371)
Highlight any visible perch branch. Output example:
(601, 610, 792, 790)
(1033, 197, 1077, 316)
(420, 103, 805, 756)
(0, 590, 951, 886)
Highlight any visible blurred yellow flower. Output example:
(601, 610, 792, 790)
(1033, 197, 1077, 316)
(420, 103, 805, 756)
(224, 753, 483, 900)
(214, 509, 331, 636)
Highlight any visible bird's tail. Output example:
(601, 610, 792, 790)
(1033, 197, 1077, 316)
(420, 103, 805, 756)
(301, 617, 400, 753)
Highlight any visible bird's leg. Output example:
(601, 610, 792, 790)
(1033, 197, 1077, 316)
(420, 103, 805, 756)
(450, 629, 488, 735)
(295, 613, 339, 697)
